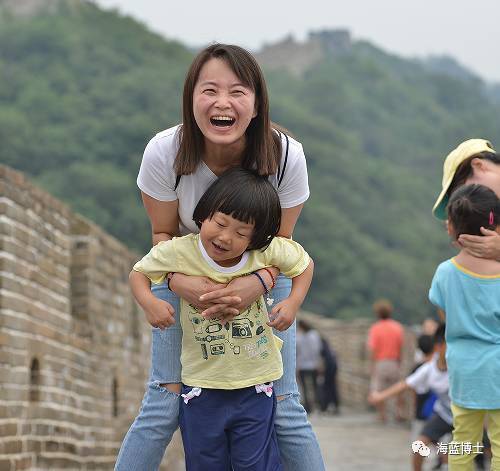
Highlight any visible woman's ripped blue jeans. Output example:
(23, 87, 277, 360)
(115, 275, 325, 471)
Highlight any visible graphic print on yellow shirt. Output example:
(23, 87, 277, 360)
(133, 234, 310, 389)
(181, 295, 284, 389)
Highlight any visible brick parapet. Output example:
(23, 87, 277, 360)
(0, 165, 182, 470)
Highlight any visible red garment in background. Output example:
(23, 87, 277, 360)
(367, 319, 404, 361)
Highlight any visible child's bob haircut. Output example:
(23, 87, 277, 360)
(192, 168, 281, 251)
(447, 184, 499, 239)
(417, 334, 435, 356)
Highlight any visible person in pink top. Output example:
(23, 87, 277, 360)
(367, 299, 404, 422)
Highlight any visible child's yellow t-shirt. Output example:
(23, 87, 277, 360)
(133, 234, 310, 389)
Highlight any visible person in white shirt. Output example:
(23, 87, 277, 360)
(115, 43, 324, 471)
(369, 324, 450, 471)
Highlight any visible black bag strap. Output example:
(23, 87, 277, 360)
(174, 174, 181, 191)
(277, 132, 289, 188)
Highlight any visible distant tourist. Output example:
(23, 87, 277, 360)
(369, 324, 450, 471)
(410, 334, 437, 434)
(429, 181, 500, 470)
(296, 319, 322, 413)
(318, 336, 340, 414)
(413, 318, 437, 365)
(366, 299, 404, 423)
(115, 44, 325, 470)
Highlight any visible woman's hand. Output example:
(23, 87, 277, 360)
(199, 274, 265, 323)
(458, 228, 500, 260)
(169, 273, 232, 310)
(267, 298, 300, 332)
(143, 297, 176, 329)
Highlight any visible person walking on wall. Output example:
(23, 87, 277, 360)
(296, 319, 322, 413)
(367, 299, 404, 423)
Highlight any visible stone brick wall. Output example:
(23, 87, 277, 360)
(0, 165, 183, 470)
(256, 29, 353, 76)
(257, 35, 324, 76)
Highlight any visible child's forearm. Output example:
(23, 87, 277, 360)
(129, 270, 156, 309)
(376, 380, 409, 402)
(288, 259, 314, 305)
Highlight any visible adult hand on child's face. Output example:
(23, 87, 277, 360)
(199, 274, 263, 321)
(458, 228, 500, 260)
(170, 273, 228, 310)
(144, 297, 176, 329)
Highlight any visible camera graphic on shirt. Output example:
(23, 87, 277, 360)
(231, 319, 253, 339)
(206, 322, 223, 334)
(210, 343, 225, 355)
(188, 314, 205, 334)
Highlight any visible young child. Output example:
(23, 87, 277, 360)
(369, 324, 451, 471)
(429, 183, 500, 470)
(411, 334, 437, 434)
(130, 168, 314, 471)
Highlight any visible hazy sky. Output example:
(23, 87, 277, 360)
(93, 0, 499, 82)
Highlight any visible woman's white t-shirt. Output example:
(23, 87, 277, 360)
(137, 125, 310, 235)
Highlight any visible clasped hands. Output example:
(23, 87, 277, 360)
(146, 272, 297, 332)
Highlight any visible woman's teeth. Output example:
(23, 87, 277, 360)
(210, 116, 235, 127)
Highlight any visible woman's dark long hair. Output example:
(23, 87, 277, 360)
(175, 43, 282, 176)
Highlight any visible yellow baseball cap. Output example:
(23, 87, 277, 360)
(432, 139, 496, 220)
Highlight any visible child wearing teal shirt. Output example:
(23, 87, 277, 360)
(429, 183, 500, 470)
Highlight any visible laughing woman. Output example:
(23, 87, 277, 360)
(114, 44, 325, 471)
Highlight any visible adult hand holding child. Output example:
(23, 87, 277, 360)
(458, 227, 500, 259)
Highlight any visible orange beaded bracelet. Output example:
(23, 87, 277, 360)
(262, 267, 276, 290)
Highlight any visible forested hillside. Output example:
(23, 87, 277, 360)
(2, 1, 499, 321)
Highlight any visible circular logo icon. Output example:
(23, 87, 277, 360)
(411, 440, 431, 457)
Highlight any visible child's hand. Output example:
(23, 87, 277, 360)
(267, 298, 300, 331)
(368, 391, 382, 405)
(144, 297, 176, 329)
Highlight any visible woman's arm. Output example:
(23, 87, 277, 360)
(277, 204, 304, 238)
(267, 259, 314, 331)
(141, 192, 180, 245)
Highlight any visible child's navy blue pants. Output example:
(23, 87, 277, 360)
(179, 385, 283, 471)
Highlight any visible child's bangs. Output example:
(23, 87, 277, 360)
(210, 189, 261, 226)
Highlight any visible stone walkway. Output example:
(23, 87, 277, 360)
(311, 409, 442, 471)
(312, 410, 491, 470)
(165, 409, 490, 470)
